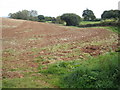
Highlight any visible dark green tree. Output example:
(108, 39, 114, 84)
(117, 10, 120, 25)
(101, 10, 120, 20)
(43, 16, 56, 22)
(61, 13, 81, 26)
(38, 15, 45, 22)
(44, 16, 52, 21)
(82, 9, 96, 21)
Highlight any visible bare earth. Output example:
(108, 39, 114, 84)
(2, 18, 117, 49)
(1, 18, 119, 86)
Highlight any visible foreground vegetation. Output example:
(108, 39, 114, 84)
(40, 52, 120, 88)
(3, 51, 120, 88)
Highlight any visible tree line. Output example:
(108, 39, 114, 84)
(8, 9, 120, 26)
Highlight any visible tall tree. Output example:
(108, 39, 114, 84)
(101, 10, 120, 20)
(8, 10, 38, 21)
(29, 10, 38, 17)
(82, 9, 96, 21)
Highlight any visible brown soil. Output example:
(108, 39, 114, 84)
(2, 18, 114, 50)
(81, 44, 118, 56)
(1, 18, 119, 79)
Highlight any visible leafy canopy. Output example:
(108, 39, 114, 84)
(61, 13, 81, 26)
(82, 9, 96, 21)
(9, 10, 38, 21)
(101, 10, 120, 20)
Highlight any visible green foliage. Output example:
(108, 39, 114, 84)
(38, 15, 45, 20)
(61, 13, 81, 26)
(44, 16, 56, 22)
(82, 9, 96, 21)
(52, 16, 65, 24)
(80, 21, 101, 25)
(40, 52, 120, 88)
(8, 10, 38, 21)
(37, 15, 45, 22)
(103, 26, 120, 34)
(101, 10, 120, 21)
(101, 19, 117, 23)
(79, 19, 120, 27)
(93, 26, 120, 34)
(40, 61, 72, 75)
(59, 52, 120, 88)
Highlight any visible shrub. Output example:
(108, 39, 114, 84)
(37, 15, 45, 22)
(61, 13, 81, 26)
(59, 52, 120, 88)
(52, 16, 65, 24)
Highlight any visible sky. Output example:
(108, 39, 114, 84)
(0, 0, 120, 18)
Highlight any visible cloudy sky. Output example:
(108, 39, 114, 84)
(0, 0, 119, 18)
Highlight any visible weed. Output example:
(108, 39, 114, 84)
(59, 52, 120, 88)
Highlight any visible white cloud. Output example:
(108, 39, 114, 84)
(0, 0, 119, 18)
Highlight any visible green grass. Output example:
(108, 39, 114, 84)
(2, 76, 54, 88)
(40, 52, 120, 88)
(102, 26, 120, 34)
(101, 19, 117, 23)
(90, 26, 120, 34)
(80, 21, 101, 25)
(80, 21, 120, 34)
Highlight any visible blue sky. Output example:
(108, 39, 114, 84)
(0, 0, 119, 18)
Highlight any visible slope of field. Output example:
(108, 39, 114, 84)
(1, 18, 119, 88)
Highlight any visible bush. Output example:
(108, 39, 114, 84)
(79, 22, 120, 27)
(61, 13, 81, 26)
(40, 61, 72, 75)
(59, 52, 120, 88)
(37, 15, 45, 22)
(52, 16, 65, 24)
(40, 51, 120, 88)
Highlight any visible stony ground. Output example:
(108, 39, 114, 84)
(1, 18, 119, 88)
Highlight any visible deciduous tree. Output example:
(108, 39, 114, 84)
(82, 9, 96, 21)
(9, 10, 38, 21)
(61, 13, 81, 26)
(101, 10, 120, 20)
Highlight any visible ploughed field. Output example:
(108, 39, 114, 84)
(1, 18, 119, 88)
